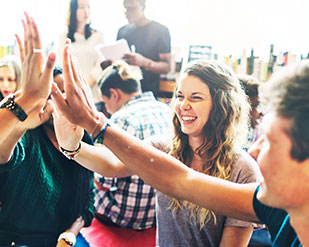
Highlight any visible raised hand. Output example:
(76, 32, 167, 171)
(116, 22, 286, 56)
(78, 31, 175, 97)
(51, 41, 106, 135)
(51, 96, 84, 151)
(18, 12, 56, 110)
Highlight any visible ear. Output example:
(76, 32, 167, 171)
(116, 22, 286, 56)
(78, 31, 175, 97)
(110, 88, 120, 101)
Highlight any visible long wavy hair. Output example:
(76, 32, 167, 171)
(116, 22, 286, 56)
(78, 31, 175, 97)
(66, 0, 92, 42)
(169, 60, 249, 227)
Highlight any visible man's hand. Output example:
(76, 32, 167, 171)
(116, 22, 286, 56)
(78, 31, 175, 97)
(122, 52, 149, 67)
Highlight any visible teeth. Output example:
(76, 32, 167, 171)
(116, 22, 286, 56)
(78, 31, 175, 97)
(182, 116, 196, 121)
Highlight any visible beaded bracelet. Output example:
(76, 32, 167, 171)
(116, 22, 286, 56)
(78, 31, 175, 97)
(91, 122, 110, 145)
(59, 142, 82, 160)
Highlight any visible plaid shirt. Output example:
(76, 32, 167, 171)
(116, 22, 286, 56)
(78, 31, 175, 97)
(94, 92, 171, 229)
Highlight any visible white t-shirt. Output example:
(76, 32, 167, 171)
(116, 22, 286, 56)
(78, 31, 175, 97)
(56, 29, 105, 103)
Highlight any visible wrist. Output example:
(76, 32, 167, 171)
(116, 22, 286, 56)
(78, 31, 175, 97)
(57, 232, 76, 246)
(0, 93, 28, 121)
(145, 58, 153, 70)
(90, 112, 107, 137)
(59, 142, 82, 160)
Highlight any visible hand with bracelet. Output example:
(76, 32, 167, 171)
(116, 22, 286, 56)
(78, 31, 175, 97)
(52, 100, 83, 154)
(51, 41, 108, 137)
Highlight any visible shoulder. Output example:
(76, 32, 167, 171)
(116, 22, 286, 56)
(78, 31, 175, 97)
(230, 149, 262, 183)
(149, 21, 170, 33)
(117, 24, 134, 35)
(91, 29, 104, 39)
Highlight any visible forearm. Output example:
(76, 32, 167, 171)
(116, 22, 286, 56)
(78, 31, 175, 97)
(219, 226, 253, 247)
(0, 128, 25, 164)
(146, 59, 171, 74)
(74, 142, 134, 177)
(102, 124, 259, 222)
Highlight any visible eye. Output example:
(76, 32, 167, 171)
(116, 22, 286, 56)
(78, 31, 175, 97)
(8, 78, 16, 82)
(176, 94, 184, 100)
(192, 96, 202, 100)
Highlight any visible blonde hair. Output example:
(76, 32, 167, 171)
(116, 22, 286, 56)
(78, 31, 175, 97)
(169, 60, 249, 227)
(0, 55, 22, 99)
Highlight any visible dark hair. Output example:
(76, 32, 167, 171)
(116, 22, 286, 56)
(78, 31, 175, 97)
(262, 60, 309, 162)
(53, 66, 63, 77)
(98, 61, 142, 97)
(237, 74, 260, 98)
(67, 0, 92, 42)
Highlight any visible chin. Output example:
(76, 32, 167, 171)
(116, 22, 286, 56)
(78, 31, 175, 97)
(258, 182, 284, 209)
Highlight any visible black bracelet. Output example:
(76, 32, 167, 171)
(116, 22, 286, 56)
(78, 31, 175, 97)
(59, 142, 82, 160)
(0, 94, 28, 121)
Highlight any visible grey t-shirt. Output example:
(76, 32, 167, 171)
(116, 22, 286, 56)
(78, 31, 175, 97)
(150, 139, 259, 247)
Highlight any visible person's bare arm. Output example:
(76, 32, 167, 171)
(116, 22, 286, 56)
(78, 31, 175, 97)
(219, 226, 253, 247)
(75, 142, 134, 177)
(101, 124, 259, 223)
(122, 52, 171, 74)
(0, 13, 55, 162)
(51, 43, 259, 224)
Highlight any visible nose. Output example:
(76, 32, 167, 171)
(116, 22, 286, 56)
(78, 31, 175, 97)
(3, 79, 10, 88)
(180, 99, 191, 110)
(248, 135, 263, 161)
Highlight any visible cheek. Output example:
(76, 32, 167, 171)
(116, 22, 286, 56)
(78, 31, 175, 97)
(10, 82, 17, 91)
(174, 103, 181, 117)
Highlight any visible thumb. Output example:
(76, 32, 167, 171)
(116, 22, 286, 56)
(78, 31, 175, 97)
(39, 100, 54, 124)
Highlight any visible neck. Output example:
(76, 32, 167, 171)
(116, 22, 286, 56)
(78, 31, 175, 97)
(76, 23, 86, 34)
(134, 15, 150, 27)
(289, 205, 309, 245)
(188, 136, 204, 152)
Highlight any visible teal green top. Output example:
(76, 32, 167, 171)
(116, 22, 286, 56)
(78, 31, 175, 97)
(0, 126, 94, 245)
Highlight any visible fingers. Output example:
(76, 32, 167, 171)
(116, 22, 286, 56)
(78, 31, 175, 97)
(15, 34, 25, 63)
(40, 51, 56, 88)
(39, 100, 54, 124)
(24, 12, 34, 55)
(21, 19, 28, 55)
(30, 16, 42, 50)
(62, 44, 77, 93)
(51, 82, 72, 121)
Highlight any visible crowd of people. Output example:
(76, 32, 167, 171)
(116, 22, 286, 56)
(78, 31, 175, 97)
(0, 0, 308, 246)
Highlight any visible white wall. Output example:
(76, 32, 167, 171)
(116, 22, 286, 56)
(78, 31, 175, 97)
(1, 0, 308, 60)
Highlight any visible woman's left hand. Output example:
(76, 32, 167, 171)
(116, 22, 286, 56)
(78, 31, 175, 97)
(52, 97, 84, 151)
(51, 41, 105, 134)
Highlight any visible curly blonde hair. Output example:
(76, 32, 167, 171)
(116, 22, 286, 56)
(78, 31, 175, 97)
(169, 60, 250, 227)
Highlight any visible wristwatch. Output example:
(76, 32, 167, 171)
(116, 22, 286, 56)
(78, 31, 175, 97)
(57, 232, 76, 246)
(0, 94, 28, 121)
